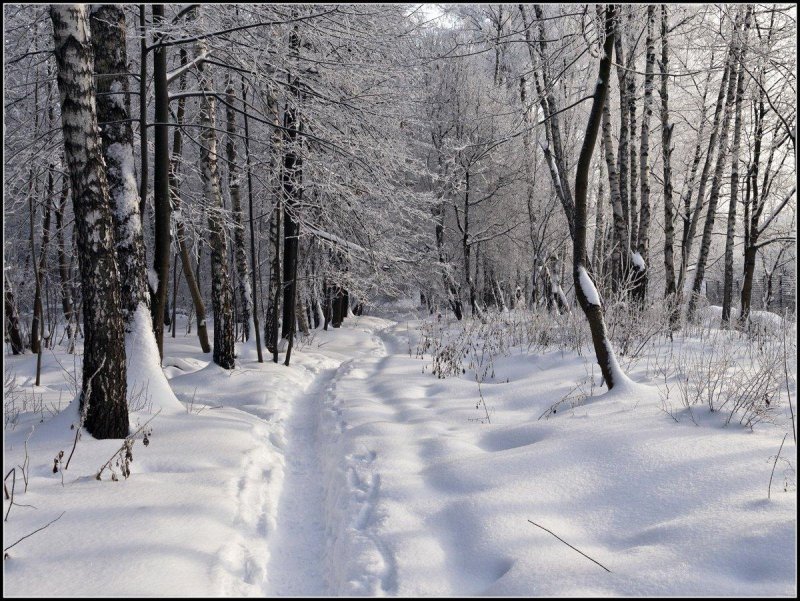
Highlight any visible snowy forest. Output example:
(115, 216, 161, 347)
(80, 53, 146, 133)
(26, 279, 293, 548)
(3, 3, 797, 597)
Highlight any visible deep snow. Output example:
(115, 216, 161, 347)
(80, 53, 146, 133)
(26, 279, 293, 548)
(3, 311, 797, 596)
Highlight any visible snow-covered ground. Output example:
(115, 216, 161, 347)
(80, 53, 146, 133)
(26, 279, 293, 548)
(3, 310, 797, 596)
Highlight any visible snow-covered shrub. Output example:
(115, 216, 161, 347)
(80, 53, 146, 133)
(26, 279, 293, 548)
(663, 327, 789, 430)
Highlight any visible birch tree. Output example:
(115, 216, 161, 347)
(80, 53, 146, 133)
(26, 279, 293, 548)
(51, 4, 128, 438)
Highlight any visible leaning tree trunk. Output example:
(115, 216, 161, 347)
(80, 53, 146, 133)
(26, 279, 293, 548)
(51, 4, 128, 438)
(194, 10, 235, 369)
(721, 6, 752, 327)
(688, 15, 742, 320)
(170, 47, 211, 353)
(680, 47, 734, 304)
(573, 5, 625, 390)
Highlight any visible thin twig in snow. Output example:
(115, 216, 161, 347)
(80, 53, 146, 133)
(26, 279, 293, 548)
(527, 519, 612, 573)
(3, 511, 65, 555)
(768, 433, 788, 500)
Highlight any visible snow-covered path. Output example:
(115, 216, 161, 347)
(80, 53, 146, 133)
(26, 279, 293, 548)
(262, 367, 336, 596)
(3, 314, 796, 597)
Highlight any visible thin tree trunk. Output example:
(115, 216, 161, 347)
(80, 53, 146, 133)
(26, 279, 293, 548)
(721, 6, 752, 327)
(150, 4, 170, 358)
(592, 144, 606, 276)
(660, 5, 677, 306)
(676, 69, 712, 297)
(54, 174, 75, 347)
(627, 9, 639, 254)
(138, 4, 148, 220)
(520, 4, 575, 240)
(633, 5, 656, 305)
(29, 72, 42, 355)
(225, 73, 252, 342)
(35, 167, 55, 384)
(241, 80, 263, 362)
(681, 46, 734, 305)
(51, 4, 128, 438)
(613, 14, 631, 245)
(194, 8, 235, 368)
(688, 14, 742, 320)
(281, 23, 302, 354)
(601, 100, 631, 294)
(168, 48, 211, 353)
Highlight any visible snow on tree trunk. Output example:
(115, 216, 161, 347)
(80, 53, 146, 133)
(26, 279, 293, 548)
(51, 4, 128, 438)
(90, 4, 149, 323)
(572, 5, 631, 391)
(90, 5, 182, 414)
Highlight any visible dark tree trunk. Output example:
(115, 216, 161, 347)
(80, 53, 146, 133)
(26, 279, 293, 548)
(688, 14, 742, 320)
(601, 101, 631, 294)
(681, 46, 734, 309)
(281, 25, 302, 349)
(90, 5, 151, 326)
(660, 5, 677, 306)
(632, 5, 656, 305)
(4, 274, 25, 355)
(150, 4, 171, 358)
(51, 4, 128, 438)
(137, 5, 148, 219)
(722, 6, 752, 327)
(241, 80, 264, 362)
(54, 175, 75, 346)
(572, 5, 622, 390)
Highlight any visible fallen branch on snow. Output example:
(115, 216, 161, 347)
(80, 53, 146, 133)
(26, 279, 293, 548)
(527, 519, 612, 573)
